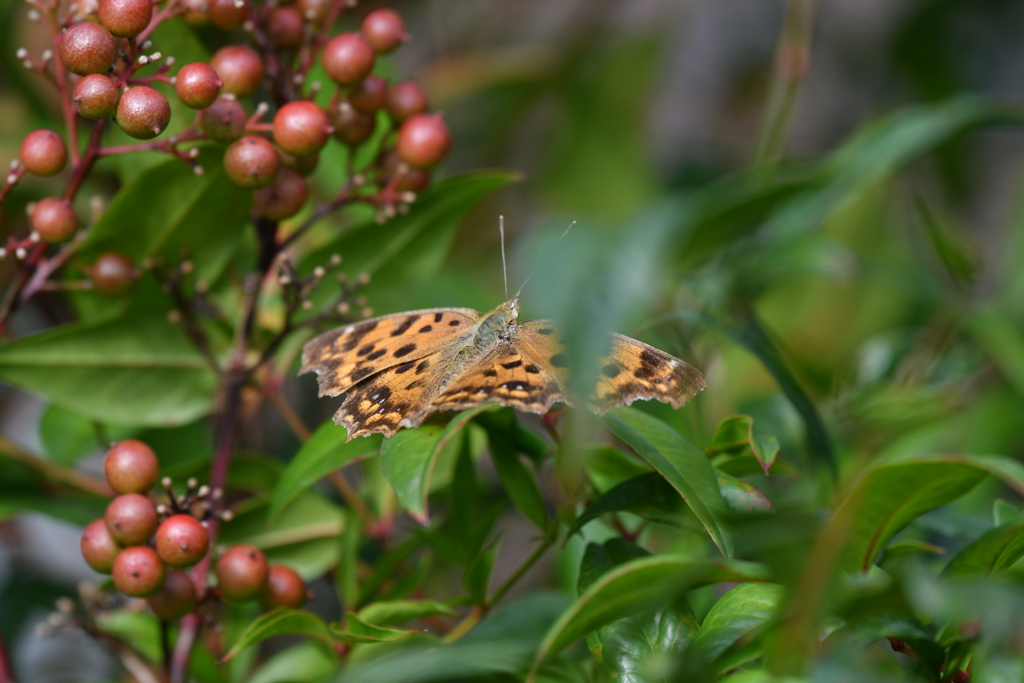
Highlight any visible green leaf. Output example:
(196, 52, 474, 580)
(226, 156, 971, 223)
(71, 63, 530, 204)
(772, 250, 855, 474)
(0, 315, 217, 426)
(717, 473, 774, 513)
(601, 407, 732, 556)
(834, 453, 1024, 573)
(38, 404, 99, 465)
(336, 509, 362, 611)
(994, 499, 1020, 526)
(672, 311, 834, 474)
(579, 540, 699, 683)
(248, 641, 338, 683)
(357, 600, 457, 627)
(222, 609, 335, 662)
(569, 473, 686, 536)
(81, 157, 249, 288)
(707, 415, 779, 475)
(463, 538, 500, 604)
(942, 512, 1024, 578)
(331, 613, 416, 644)
(270, 421, 381, 522)
(484, 415, 549, 531)
(688, 583, 784, 663)
(380, 405, 498, 524)
(531, 554, 771, 671)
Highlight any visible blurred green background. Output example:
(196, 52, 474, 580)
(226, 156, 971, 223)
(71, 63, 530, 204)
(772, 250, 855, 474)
(5, 0, 1024, 680)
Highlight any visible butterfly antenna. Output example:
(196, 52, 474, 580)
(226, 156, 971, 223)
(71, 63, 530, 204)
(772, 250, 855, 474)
(512, 220, 577, 303)
(499, 215, 509, 301)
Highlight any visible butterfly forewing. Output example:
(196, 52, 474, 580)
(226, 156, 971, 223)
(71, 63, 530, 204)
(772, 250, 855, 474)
(300, 307, 481, 398)
(589, 334, 706, 414)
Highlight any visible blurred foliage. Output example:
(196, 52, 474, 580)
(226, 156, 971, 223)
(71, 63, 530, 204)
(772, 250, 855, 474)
(5, 0, 1024, 682)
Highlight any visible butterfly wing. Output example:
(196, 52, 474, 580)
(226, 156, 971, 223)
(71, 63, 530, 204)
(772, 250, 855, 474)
(429, 321, 572, 415)
(333, 356, 444, 439)
(300, 308, 481, 398)
(590, 333, 706, 413)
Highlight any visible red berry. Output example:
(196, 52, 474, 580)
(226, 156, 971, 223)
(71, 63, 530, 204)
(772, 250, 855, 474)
(350, 75, 387, 113)
(155, 514, 209, 568)
(201, 96, 247, 142)
(360, 8, 406, 54)
(266, 6, 304, 49)
(112, 546, 165, 597)
(104, 439, 159, 493)
(59, 22, 117, 76)
(116, 86, 171, 139)
(386, 81, 428, 123)
(81, 518, 122, 573)
(263, 565, 306, 608)
(89, 252, 139, 297)
(223, 135, 280, 188)
(73, 74, 120, 120)
(329, 101, 375, 146)
(396, 113, 450, 168)
(31, 198, 78, 243)
(273, 101, 331, 156)
(19, 130, 67, 177)
(105, 493, 159, 546)
(207, 0, 249, 30)
(147, 569, 197, 621)
(216, 544, 268, 602)
(97, 0, 153, 37)
(210, 45, 264, 97)
(252, 168, 309, 220)
(296, 0, 327, 25)
(322, 33, 375, 85)
(175, 62, 222, 109)
(181, 0, 208, 25)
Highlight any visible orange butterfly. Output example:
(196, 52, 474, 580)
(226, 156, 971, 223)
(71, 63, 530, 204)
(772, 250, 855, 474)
(300, 293, 705, 439)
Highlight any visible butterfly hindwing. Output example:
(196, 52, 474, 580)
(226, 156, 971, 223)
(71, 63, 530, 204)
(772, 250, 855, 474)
(590, 334, 706, 414)
(430, 335, 571, 415)
(333, 354, 445, 439)
(300, 307, 480, 398)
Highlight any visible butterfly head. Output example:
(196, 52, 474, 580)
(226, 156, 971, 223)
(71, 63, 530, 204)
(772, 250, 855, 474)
(504, 293, 520, 321)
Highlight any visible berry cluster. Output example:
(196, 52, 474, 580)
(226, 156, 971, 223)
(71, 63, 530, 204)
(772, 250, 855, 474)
(2, 1, 448, 327)
(79, 440, 306, 621)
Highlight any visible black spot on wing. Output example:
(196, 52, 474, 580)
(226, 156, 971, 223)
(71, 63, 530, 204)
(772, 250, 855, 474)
(391, 315, 420, 337)
(537, 328, 554, 336)
(549, 353, 568, 368)
(418, 325, 433, 333)
(366, 349, 387, 361)
(483, 368, 497, 377)
(350, 366, 374, 382)
(339, 321, 378, 352)
(357, 344, 376, 357)
(449, 320, 461, 326)
(502, 360, 522, 369)
(525, 364, 540, 374)
(416, 359, 430, 374)
(394, 343, 417, 358)
(601, 363, 622, 378)
(434, 312, 444, 323)
(395, 360, 416, 374)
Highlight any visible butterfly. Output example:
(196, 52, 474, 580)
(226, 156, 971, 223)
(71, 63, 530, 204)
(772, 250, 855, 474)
(299, 292, 707, 440)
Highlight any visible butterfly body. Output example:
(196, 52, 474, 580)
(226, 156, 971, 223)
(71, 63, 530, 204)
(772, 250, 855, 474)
(300, 297, 705, 440)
